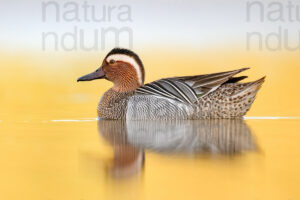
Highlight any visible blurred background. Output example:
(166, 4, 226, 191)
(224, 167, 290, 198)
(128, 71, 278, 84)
(1, 0, 299, 121)
(0, 0, 300, 200)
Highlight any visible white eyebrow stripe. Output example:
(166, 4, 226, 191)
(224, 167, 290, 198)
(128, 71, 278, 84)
(106, 54, 142, 85)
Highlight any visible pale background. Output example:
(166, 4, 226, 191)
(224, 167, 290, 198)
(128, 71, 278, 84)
(1, 0, 300, 120)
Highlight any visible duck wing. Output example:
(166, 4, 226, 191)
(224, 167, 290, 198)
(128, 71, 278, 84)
(136, 68, 249, 104)
(136, 78, 198, 105)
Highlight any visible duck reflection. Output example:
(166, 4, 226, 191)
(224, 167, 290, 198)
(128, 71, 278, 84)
(98, 119, 257, 178)
(98, 120, 145, 178)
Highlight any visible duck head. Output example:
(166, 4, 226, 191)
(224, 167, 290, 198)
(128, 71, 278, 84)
(77, 48, 145, 92)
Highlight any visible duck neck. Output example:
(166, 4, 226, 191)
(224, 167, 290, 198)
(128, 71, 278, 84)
(112, 78, 142, 92)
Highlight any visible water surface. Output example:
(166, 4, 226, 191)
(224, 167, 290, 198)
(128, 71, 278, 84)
(0, 118, 299, 200)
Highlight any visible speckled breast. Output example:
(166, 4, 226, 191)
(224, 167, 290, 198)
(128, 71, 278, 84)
(97, 89, 134, 119)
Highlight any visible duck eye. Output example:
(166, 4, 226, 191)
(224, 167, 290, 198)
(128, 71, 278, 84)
(109, 59, 115, 64)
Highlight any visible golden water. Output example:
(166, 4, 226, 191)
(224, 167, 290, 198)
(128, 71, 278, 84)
(0, 49, 300, 199)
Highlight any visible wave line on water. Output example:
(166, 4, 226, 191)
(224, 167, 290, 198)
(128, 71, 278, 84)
(244, 116, 300, 120)
(8, 117, 299, 123)
(49, 116, 300, 122)
(50, 118, 98, 122)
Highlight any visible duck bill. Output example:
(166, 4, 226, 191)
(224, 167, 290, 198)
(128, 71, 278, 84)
(77, 66, 105, 82)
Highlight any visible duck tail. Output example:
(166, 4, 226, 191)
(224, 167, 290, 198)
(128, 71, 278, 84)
(199, 77, 266, 119)
(234, 76, 265, 96)
(228, 76, 266, 117)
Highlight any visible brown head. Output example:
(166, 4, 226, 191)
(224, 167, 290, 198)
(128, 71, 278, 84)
(77, 48, 145, 92)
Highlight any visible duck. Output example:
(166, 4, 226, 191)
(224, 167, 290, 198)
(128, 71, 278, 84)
(77, 48, 265, 120)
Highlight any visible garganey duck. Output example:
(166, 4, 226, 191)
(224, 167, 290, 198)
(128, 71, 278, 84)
(77, 48, 265, 120)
